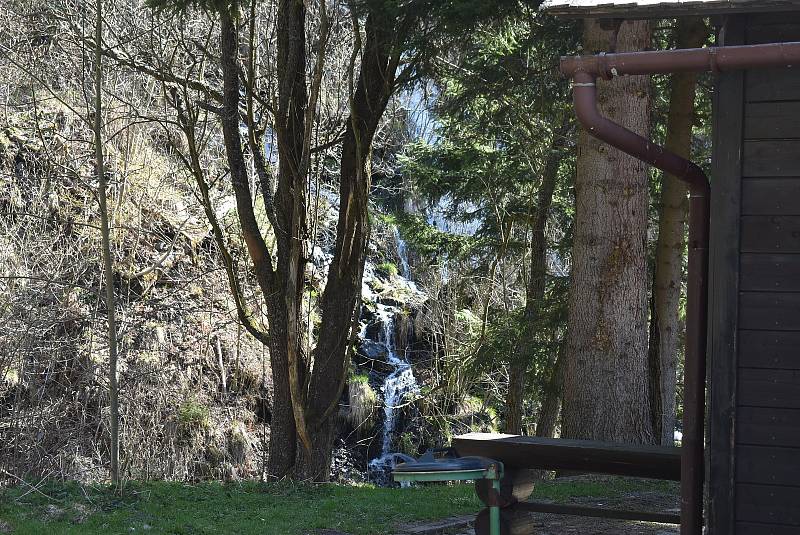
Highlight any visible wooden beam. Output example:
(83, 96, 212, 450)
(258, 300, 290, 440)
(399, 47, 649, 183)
(513, 501, 681, 525)
(453, 433, 681, 481)
(706, 14, 745, 535)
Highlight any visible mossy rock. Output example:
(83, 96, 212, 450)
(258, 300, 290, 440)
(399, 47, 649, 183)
(227, 421, 251, 465)
(376, 262, 398, 278)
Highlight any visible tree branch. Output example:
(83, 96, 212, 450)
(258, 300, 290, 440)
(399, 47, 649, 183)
(170, 88, 270, 345)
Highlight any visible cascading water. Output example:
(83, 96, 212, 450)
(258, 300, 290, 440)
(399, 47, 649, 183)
(365, 227, 421, 485)
(367, 303, 420, 484)
(393, 226, 411, 278)
(377, 305, 419, 455)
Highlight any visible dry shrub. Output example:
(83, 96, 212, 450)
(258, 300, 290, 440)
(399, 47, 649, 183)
(346, 376, 377, 435)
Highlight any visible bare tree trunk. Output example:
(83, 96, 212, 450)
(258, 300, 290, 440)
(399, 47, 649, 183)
(94, 0, 120, 484)
(215, 3, 403, 481)
(265, 296, 297, 478)
(505, 119, 568, 434)
(217, 7, 304, 479)
(561, 19, 654, 444)
(269, 0, 311, 477)
(298, 12, 401, 481)
(535, 344, 564, 438)
(505, 368, 526, 434)
(647, 17, 707, 445)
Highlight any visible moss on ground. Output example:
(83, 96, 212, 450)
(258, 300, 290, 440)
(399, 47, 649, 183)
(0, 477, 676, 535)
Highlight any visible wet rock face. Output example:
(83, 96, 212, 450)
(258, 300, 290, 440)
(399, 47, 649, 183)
(354, 339, 396, 375)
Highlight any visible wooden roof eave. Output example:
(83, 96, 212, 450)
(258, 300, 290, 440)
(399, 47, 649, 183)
(543, 4, 800, 19)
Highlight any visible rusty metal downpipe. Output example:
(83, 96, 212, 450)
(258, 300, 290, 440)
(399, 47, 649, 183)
(561, 40, 800, 535)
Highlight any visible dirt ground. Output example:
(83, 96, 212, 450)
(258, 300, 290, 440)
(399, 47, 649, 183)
(451, 491, 680, 535)
(528, 489, 678, 534)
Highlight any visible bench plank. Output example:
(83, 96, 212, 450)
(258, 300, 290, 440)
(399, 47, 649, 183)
(453, 433, 681, 481)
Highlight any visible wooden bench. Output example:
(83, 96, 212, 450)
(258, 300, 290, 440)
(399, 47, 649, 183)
(453, 433, 682, 534)
(454, 432, 681, 479)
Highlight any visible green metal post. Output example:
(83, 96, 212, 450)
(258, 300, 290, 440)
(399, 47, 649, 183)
(490, 477, 501, 535)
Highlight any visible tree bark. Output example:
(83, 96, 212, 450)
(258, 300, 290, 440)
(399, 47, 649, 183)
(218, 7, 305, 479)
(535, 344, 564, 438)
(505, 367, 526, 435)
(561, 19, 654, 444)
(504, 119, 568, 434)
(647, 17, 707, 446)
(137, 0, 407, 482)
(297, 12, 401, 481)
(94, 0, 120, 485)
(270, 0, 311, 477)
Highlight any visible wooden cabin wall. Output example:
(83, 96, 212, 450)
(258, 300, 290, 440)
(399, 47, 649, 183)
(708, 12, 800, 535)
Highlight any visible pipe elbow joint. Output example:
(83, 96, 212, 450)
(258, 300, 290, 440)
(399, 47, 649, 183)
(572, 72, 601, 133)
(574, 100, 602, 133)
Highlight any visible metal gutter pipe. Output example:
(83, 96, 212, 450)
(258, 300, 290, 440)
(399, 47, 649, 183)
(562, 41, 800, 79)
(560, 40, 800, 535)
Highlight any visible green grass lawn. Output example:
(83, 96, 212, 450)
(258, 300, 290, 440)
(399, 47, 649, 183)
(0, 478, 676, 535)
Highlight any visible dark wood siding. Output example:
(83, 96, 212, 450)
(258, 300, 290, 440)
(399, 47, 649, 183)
(736, 484, 800, 525)
(738, 369, 800, 408)
(736, 524, 800, 535)
(722, 13, 800, 534)
(741, 179, 800, 216)
(740, 254, 800, 292)
(737, 406, 800, 447)
(742, 141, 800, 177)
(738, 331, 800, 368)
(736, 445, 800, 486)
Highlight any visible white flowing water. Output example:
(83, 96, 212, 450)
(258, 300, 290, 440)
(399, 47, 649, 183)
(361, 225, 424, 484)
(367, 302, 420, 482)
(377, 305, 419, 455)
(393, 226, 411, 278)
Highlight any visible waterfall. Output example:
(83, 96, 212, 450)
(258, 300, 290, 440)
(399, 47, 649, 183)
(392, 225, 421, 295)
(375, 304, 419, 456)
(357, 225, 423, 484)
(393, 226, 411, 278)
(366, 303, 420, 483)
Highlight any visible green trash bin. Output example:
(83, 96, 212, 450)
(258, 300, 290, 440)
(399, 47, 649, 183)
(392, 451, 503, 535)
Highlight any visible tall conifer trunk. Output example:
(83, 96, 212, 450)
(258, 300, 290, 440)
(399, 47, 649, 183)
(647, 18, 708, 445)
(561, 19, 654, 444)
(535, 345, 564, 438)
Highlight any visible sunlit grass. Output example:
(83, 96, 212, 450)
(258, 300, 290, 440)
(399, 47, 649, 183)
(0, 477, 676, 534)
